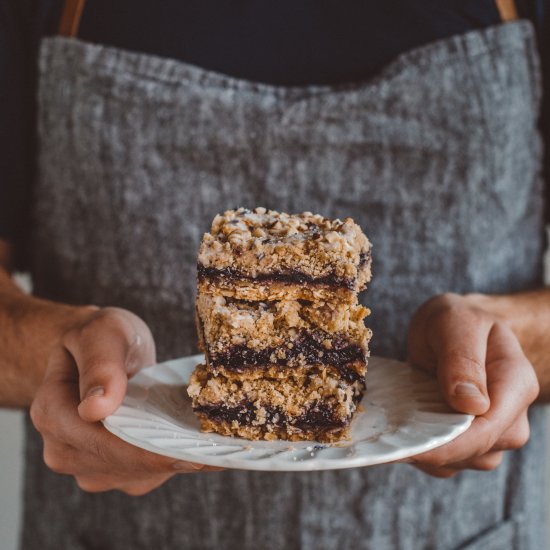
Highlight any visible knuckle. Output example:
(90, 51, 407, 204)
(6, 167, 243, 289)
(432, 301, 466, 323)
(529, 384, 540, 404)
(65, 309, 125, 347)
(526, 372, 540, 403)
(80, 356, 120, 380)
(411, 293, 458, 325)
(73, 320, 102, 344)
(30, 398, 50, 433)
(473, 418, 497, 456)
(62, 322, 88, 348)
(31, 397, 77, 453)
(507, 425, 531, 450)
(512, 432, 530, 450)
(75, 476, 112, 494)
(428, 293, 460, 311)
(434, 470, 457, 479)
(507, 436, 527, 451)
(429, 298, 491, 331)
(43, 446, 68, 474)
(442, 352, 485, 378)
(140, 453, 171, 473)
(427, 457, 448, 469)
(481, 436, 497, 456)
(93, 308, 133, 336)
(479, 439, 496, 458)
(417, 452, 450, 469)
(121, 485, 154, 497)
(120, 475, 170, 496)
(417, 465, 456, 479)
(475, 453, 504, 471)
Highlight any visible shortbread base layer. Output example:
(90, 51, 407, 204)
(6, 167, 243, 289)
(187, 363, 365, 442)
(198, 276, 360, 304)
(207, 362, 366, 383)
(195, 416, 351, 443)
(197, 292, 371, 353)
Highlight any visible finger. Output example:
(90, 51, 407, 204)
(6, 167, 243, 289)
(37, 370, 186, 476)
(427, 308, 492, 415)
(411, 328, 536, 467)
(43, 440, 79, 475)
(30, 348, 81, 437)
(63, 310, 153, 422)
(445, 451, 505, 472)
(484, 323, 539, 406)
(39, 359, 215, 478)
(412, 463, 458, 479)
(75, 472, 174, 495)
(491, 412, 530, 451)
(41, 347, 80, 385)
(75, 475, 116, 493)
(116, 474, 176, 496)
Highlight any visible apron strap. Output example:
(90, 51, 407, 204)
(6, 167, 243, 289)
(58, 0, 86, 37)
(58, 1, 518, 38)
(495, 0, 519, 21)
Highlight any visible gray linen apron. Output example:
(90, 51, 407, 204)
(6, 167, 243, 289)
(22, 20, 546, 550)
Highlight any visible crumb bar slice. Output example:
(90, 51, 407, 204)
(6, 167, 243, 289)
(197, 208, 372, 304)
(188, 363, 365, 442)
(190, 207, 372, 443)
(196, 293, 371, 380)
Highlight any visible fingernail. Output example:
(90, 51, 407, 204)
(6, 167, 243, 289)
(453, 382, 483, 398)
(85, 386, 105, 400)
(172, 461, 203, 471)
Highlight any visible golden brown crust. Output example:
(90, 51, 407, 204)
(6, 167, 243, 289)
(190, 207, 372, 443)
(208, 363, 367, 381)
(198, 207, 372, 285)
(196, 416, 351, 443)
(188, 364, 363, 416)
(198, 277, 363, 305)
(197, 292, 371, 356)
(187, 364, 364, 442)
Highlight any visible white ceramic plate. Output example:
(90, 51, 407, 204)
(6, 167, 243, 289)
(102, 355, 473, 471)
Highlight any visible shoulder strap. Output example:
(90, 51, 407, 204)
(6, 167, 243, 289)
(58, 0, 86, 37)
(495, 0, 520, 21)
(58, 1, 519, 38)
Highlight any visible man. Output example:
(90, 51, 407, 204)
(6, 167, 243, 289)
(1, 1, 549, 548)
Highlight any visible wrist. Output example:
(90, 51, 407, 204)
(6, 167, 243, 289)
(463, 290, 548, 340)
(24, 301, 100, 387)
(462, 292, 514, 322)
(462, 289, 550, 401)
(0, 280, 99, 407)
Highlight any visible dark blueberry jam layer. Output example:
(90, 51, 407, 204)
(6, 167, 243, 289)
(195, 401, 356, 432)
(358, 250, 371, 267)
(197, 265, 355, 290)
(208, 333, 366, 383)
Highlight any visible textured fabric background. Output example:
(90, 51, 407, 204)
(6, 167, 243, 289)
(23, 21, 546, 550)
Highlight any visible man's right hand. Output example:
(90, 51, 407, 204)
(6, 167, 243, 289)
(30, 306, 219, 496)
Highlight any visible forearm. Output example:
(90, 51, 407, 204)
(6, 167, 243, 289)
(467, 288, 550, 402)
(0, 244, 93, 407)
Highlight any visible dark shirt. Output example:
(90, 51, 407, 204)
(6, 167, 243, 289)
(1, 1, 549, 266)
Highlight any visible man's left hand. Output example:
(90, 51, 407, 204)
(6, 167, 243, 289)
(405, 293, 539, 477)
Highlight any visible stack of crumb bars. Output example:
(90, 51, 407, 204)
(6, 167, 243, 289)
(187, 207, 372, 442)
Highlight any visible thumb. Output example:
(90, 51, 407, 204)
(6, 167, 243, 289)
(76, 353, 128, 423)
(63, 311, 155, 422)
(428, 317, 491, 416)
(437, 353, 491, 415)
